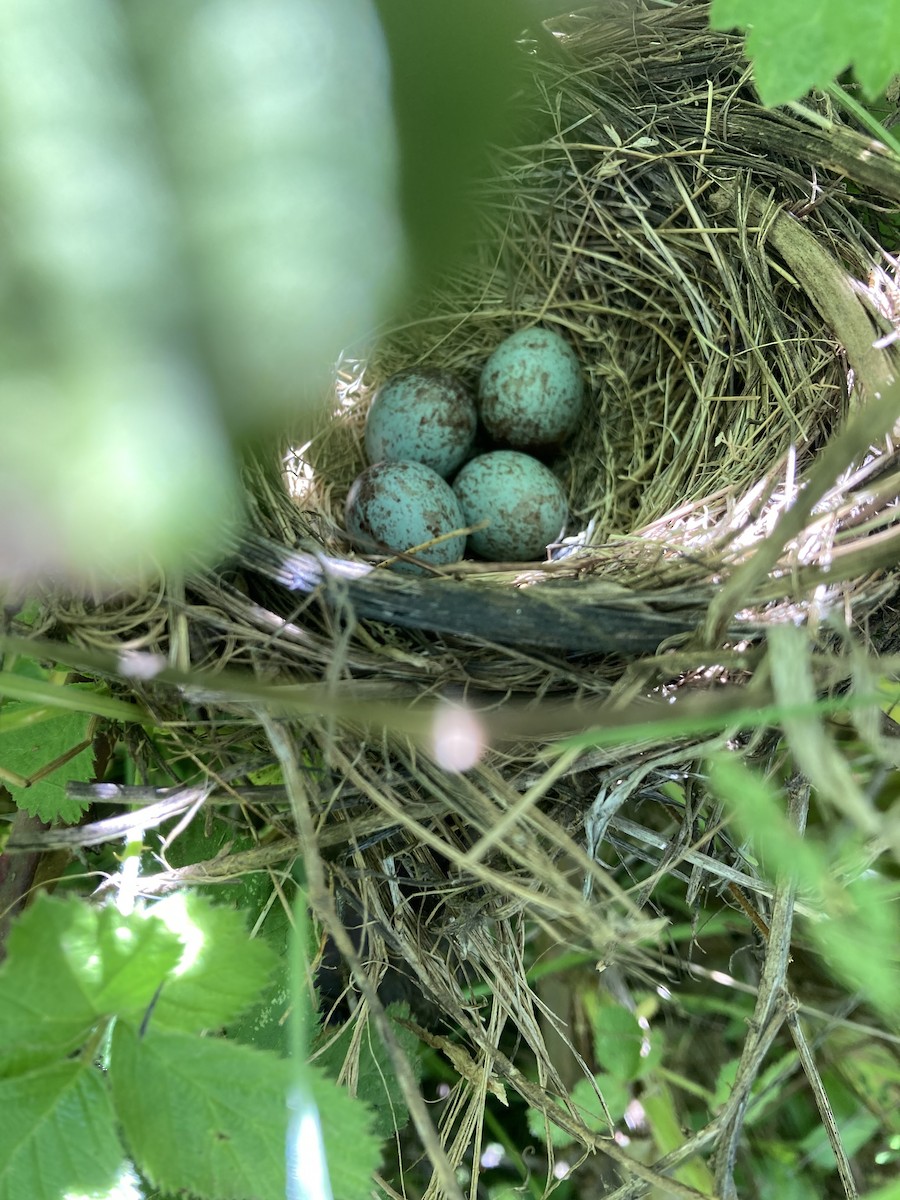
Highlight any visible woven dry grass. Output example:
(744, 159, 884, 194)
(21, 2, 900, 1196)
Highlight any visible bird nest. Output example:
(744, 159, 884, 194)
(25, 2, 900, 1196)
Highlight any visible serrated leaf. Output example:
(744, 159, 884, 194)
(147, 892, 277, 1033)
(0, 1061, 123, 1200)
(0, 701, 93, 821)
(0, 895, 183, 1075)
(0, 896, 102, 1074)
(227, 974, 293, 1058)
(89, 904, 185, 1017)
(710, 0, 900, 105)
(111, 1023, 382, 1200)
(592, 1005, 646, 1082)
(526, 1099, 579, 1149)
(226, 884, 315, 1059)
(304, 1067, 384, 1200)
(570, 1075, 622, 1130)
(312, 1005, 419, 1139)
(526, 1075, 620, 1148)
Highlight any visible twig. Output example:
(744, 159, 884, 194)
(786, 1008, 858, 1199)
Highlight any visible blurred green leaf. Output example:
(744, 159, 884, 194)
(710, 0, 900, 106)
(711, 755, 900, 1024)
(861, 1179, 900, 1200)
(591, 1004, 647, 1082)
(374, 1, 531, 284)
(526, 1075, 619, 1147)
(827, 1027, 900, 1134)
(124, 0, 405, 430)
(708, 755, 823, 892)
(810, 875, 900, 1026)
(0, 0, 405, 585)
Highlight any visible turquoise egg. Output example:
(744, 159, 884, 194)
(365, 369, 477, 478)
(452, 451, 568, 561)
(345, 460, 466, 572)
(478, 327, 584, 452)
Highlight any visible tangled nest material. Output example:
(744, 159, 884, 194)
(25, 2, 900, 1195)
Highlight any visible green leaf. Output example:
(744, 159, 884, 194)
(111, 1024, 382, 1200)
(749, 1150, 824, 1200)
(711, 757, 900, 1022)
(526, 1099, 579, 1150)
(0, 894, 183, 1074)
(526, 1076, 621, 1148)
(88, 904, 185, 1018)
(147, 892, 278, 1033)
(227, 974, 293, 1058)
(640, 1081, 718, 1193)
(861, 1180, 900, 1200)
(810, 874, 900, 1023)
(707, 755, 823, 891)
(0, 702, 93, 821)
(0, 892, 277, 1075)
(111, 1023, 289, 1200)
(827, 1028, 900, 1133)
(0, 0, 406, 585)
(122, 0, 404, 432)
(572, 1075, 626, 1129)
(710, 0, 900, 105)
(306, 1066, 385, 1200)
(591, 1005, 647, 1083)
(224, 881, 296, 1058)
(0, 897, 101, 1074)
(0, 0, 241, 586)
(0, 1061, 123, 1200)
(312, 1004, 420, 1139)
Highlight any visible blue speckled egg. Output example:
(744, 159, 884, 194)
(365, 369, 477, 478)
(452, 451, 568, 561)
(345, 460, 466, 572)
(478, 327, 584, 452)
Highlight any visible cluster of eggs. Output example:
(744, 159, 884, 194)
(345, 327, 584, 571)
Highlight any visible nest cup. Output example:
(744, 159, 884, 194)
(36, 2, 900, 1191)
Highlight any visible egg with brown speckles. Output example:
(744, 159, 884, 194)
(365, 369, 477, 478)
(345, 460, 467, 572)
(478, 327, 584, 453)
(452, 451, 568, 561)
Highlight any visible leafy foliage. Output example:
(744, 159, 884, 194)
(147, 892, 278, 1033)
(111, 1023, 291, 1200)
(0, 703, 93, 822)
(0, 892, 382, 1200)
(710, 755, 900, 1025)
(710, 0, 900, 105)
(0, 0, 403, 584)
(0, 1062, 123, 1200)
(314, 1004, 422, 1140)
